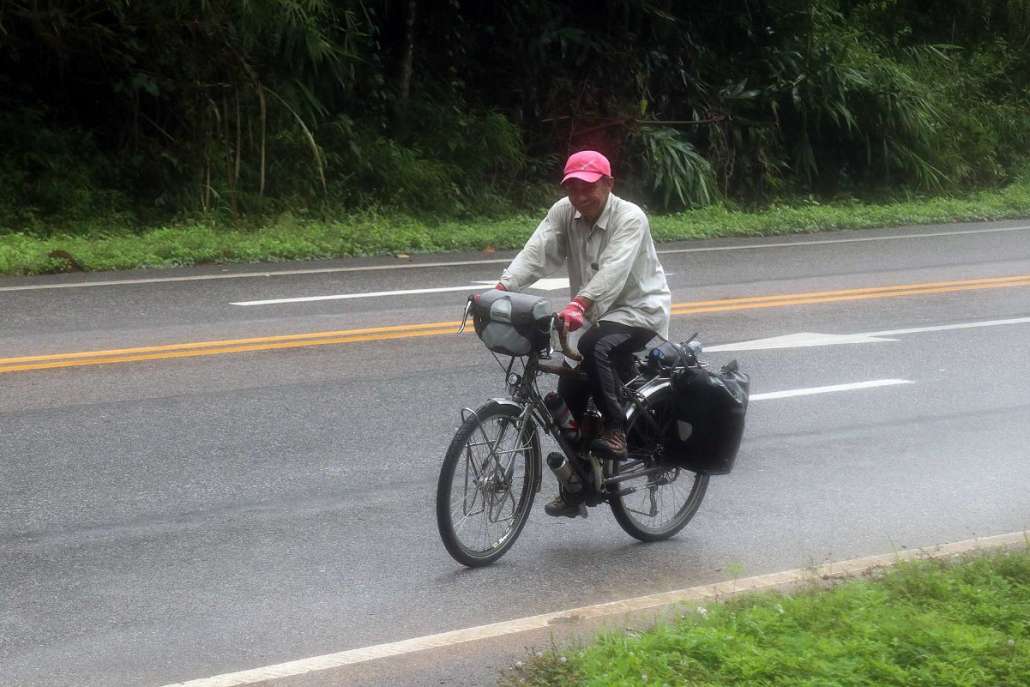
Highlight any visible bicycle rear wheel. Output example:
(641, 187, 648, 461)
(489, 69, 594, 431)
(609, 384, 709, 542)
(436, 401, 540, 567)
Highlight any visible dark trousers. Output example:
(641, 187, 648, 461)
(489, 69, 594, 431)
(557, 321, 655, 433)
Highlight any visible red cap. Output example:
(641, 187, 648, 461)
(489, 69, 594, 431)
(561, 150, 612, 185)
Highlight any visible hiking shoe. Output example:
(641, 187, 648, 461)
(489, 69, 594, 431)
(544, 495, 583, 518)
(590, 429, 627, 459)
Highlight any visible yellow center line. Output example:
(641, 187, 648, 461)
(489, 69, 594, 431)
(671, 274, 1030, 314)
(0, 328, 457, 374)
(0, 320, 463, 364)
(2, 273, 1028, 374)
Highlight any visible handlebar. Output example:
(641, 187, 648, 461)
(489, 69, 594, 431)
(461, 297, 702, 382)
(457, 295, 583, 372)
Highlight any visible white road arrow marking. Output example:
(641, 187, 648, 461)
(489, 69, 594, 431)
(473, 278, 572, 292)
(865, 316, 1030, 337)
(750, 379, 913, 401)
(472, 278, 570, 291)
(708, 332, 897, 352)
(524, 277, 570, 291)
(706, 316, 1030, 352)
(487, 275, 674, 292)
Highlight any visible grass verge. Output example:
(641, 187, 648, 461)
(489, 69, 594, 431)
(2, 179, 1030, 276)
(502, 547, 1030, 687)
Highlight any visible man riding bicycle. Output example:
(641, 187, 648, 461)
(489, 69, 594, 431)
(496, 150, 672, 517)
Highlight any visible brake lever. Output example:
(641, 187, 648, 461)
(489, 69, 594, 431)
(457, 298, 473, 334)
(555, 316, 583, 362)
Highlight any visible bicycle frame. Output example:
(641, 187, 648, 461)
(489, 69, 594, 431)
(479, 351, 681, 506)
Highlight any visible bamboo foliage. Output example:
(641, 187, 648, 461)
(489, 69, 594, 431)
(633, 127, 716, 209)
(0, 0, 1028, 225)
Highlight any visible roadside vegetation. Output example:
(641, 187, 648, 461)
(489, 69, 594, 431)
(502, 547, 1030, 687)
(2, 176, 1030, 276)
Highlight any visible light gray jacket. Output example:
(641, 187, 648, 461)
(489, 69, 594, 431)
(500, 195, 671, 339)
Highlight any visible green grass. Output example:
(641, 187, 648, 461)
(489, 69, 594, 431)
(503, 547, 1030, 687)
(2, 179, 1030, 276)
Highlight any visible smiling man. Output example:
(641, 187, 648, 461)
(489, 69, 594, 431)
(498, 150, 672, 517)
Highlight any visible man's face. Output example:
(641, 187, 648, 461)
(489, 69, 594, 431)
(564, 177, 613, 223)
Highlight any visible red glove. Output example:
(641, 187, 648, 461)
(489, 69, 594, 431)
(495, 282, 507, 291)
(559, 297, 589, 332)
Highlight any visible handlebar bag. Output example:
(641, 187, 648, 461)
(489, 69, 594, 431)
(470, 290, 553, 356)
(664, 362, 749, 475)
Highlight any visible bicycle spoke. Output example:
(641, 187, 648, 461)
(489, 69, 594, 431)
(500, 479, 518, 517)
(623, 470, 693, 524)
(439, 406, 536, 562)
(611, 386, 709, 541)
(461, 446, 486, 516)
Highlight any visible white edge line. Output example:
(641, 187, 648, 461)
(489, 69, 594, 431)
(4, 224, 1028, 292)
(750, 379, 912, 401)
(657, 223, 1030, 255)
(158, 531, 1028, 687)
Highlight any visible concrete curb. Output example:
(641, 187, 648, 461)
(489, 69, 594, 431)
(159, 530, 1027, 687)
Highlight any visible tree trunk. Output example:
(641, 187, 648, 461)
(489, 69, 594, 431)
(398, 0, 417, 105)
(392, 0, 418, 136)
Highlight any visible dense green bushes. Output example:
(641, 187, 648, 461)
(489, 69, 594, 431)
(4, 176, 1029, 276)
(1, 1, 1028, 234)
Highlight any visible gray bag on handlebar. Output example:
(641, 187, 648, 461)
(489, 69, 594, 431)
(664, 361, 749, 475)
(469, 290, 553, 357)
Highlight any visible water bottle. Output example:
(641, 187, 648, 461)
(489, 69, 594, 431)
(544, 391, 580, 443)
(546, 452, 582, 493)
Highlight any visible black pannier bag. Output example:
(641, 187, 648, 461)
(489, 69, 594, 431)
(663, 361, 749, 475)
(469, 289, 553, 357)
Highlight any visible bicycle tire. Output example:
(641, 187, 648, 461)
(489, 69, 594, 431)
(436, 401, 540, 567)
(609, 383, 709, 542)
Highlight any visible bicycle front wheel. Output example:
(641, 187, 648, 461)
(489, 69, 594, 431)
(436, 401, 540, 567)
(609, 384, 709, 542)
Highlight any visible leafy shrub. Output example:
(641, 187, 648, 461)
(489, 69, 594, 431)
(0, 107, 136, 235)
(320, 107, 532, 216)
(629, 126, 717, 210)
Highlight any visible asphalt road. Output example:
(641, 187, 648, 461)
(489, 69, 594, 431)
(2, 219, 1029, 686)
